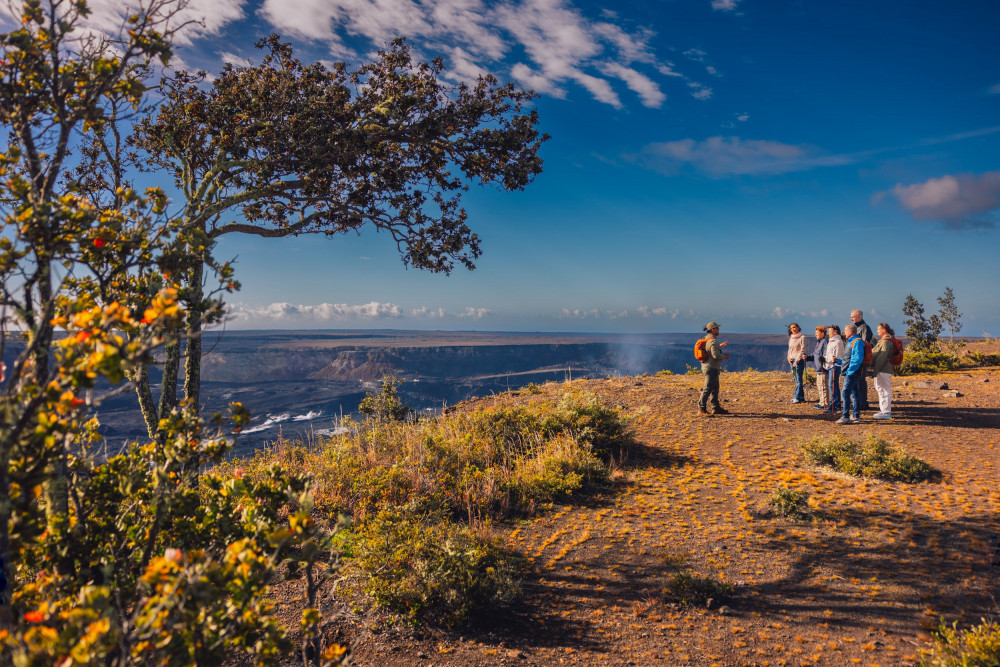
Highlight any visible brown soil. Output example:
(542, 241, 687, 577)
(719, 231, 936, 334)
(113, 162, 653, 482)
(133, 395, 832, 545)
(271, 366, 1000, 666)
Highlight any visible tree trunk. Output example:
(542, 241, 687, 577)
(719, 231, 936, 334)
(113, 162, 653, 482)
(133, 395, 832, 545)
(183, 261, 204, 411)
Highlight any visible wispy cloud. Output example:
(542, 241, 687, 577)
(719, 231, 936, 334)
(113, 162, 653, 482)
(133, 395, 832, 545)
(561, 306, 692, 320)
(883, 171, 1000, 229)
(229, 301, 404, 322)
(255, 0, 681, 109)
(711, 0, 741, 11)
(988, 82, 1000, 95)
(635, 136, 851, 177)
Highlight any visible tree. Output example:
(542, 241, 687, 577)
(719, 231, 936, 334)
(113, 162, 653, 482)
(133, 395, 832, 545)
(359, 376, 415, 422)
(902, 294, 942, 351)
(1, 2, 340, 663)
(116, 36, 546, 440)
(937, 287, 963, 348)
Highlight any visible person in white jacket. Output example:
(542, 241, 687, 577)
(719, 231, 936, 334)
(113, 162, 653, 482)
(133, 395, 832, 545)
(786, 323, 808, 403)
(824, 325, 845, 415)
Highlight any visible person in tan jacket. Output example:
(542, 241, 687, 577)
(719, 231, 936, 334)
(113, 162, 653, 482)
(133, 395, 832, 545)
(698, 321, 730, 416)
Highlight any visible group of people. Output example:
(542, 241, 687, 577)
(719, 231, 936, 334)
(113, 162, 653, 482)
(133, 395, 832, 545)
(697, 310, 898, 424)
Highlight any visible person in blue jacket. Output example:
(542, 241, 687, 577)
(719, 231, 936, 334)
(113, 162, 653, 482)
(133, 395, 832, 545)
(836, 323, 867, 424)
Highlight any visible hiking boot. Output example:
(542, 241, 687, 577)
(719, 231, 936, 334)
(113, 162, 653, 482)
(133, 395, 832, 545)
(835, 416, 851, 425)
(849, 416, 860, 423)
(813, 404, 825, 409)
(713, 407, 730, 415)
(873, 412, 892, 420)
(698, 408, 711, 417)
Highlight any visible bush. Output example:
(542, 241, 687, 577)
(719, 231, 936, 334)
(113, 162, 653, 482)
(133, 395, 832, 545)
(770, 486, 810, 519)
(801, 433, 934, 482)
(348, 508, 521, 627)
(921, 617, 1000, 666)
(656, 369, 674, 376)
(663, 572, 733, 607)
(959, 351, 1000, 369)
(358, 376, 415, 422)
(804, 367, 817, 385)
(897, 349, 959, 376)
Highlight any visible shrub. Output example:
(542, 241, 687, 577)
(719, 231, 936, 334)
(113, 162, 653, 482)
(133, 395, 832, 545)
(656, 369, 674, 376)
(358, 376, 414, 422)
(664, 572, 734, 607)
(959, 351, 1000, 369)
(348, 508, 521, 627)
(897, 349, 959, 376)
(921, 617, 1000, 666)
(801, 433, 934, 482)
(804, 367, 817, 385)
(770, 486, 810, 519)
(685, 364, 701, 375)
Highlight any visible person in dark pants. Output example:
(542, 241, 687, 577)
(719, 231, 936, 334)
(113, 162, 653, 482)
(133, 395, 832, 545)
(837, 324, 866, 424)
(850, 310, 874, 410)
(698, 321, 730, 416)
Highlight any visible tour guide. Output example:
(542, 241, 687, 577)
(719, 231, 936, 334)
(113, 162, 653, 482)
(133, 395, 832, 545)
(698, 321, 731, 416)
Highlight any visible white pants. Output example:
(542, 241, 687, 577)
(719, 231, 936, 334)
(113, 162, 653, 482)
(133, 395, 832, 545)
(874, 373, 892, 414)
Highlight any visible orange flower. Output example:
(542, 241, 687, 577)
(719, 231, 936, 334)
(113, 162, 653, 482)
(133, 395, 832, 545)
(24, 611, 45, 623)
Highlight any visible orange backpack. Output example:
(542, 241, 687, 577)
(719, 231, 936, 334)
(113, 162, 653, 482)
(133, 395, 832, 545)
(694, 338, 711, 362)
(851, 338, 873, 366)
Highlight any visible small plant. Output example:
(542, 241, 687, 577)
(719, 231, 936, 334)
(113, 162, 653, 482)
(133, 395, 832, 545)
(803, 367, 816, 385)
(959, 351, 1000, 369)
(358, 376, 415, 422)
(685, 364, 701, 376)
(770, 486, 810, 519)
(801, 433, 935, 482)
(664, 572, 734, 607)
(656, 369, 674, 376)
(921, 616, 1000, 666)
(348, 508, 521, 627)
(521, 382, 543, 394)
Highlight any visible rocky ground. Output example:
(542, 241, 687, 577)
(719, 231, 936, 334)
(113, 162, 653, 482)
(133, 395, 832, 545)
(269, 361, 1000, 666)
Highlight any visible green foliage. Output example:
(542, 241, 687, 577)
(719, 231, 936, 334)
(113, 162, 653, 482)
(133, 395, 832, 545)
(801, 433, 935, 482)
(520, 382, 543, 394)
(656, 369, 674, 376)
(903, 294, 943, 352)
(770, 486, 811, 519)
(222, 390, 631, 626)
(897, 349, 959, 376)
(685, 364, 701, 375)
(663, 572, 734, 607)
(804, 367, 817, 385)
(921, 617, 1000, 667)
(348, 508, 521, 627)
(959, 351, 1000, 369)
(0, 3, 343, 663)
(937, 287, 964, 348)
(358, 376, 415, 422)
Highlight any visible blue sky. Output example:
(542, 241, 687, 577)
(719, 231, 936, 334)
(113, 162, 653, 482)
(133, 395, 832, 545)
(43, 0, 1000, 333)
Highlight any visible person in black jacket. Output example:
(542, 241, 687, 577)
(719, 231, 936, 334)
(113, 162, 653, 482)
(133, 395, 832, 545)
(806, 325, 830, 410)
(850, 310, 874, 410)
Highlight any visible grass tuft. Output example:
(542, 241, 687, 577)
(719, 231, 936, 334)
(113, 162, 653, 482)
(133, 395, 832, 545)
(801, 433, 935, 482)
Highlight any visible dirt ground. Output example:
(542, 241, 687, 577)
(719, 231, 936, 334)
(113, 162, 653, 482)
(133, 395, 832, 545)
(271, 361, 1000, 666)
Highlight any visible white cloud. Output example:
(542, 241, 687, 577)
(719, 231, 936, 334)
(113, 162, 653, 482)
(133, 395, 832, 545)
(230, 301, 403, 321)
(637, 136, 852, 177)
(255, 0, 679, 109)
(711, 0, 741, 11)
(773, 307, 790, 319)
(220, 51, 252, 67)
(601, 62, 665, 108)
(887, 171, 1000, 228)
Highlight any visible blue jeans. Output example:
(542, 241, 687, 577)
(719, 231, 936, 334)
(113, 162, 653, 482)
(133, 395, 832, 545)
(828, 366, 842, 412)
(841, 371, 862, 419)
(791, 360, 806, 401)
